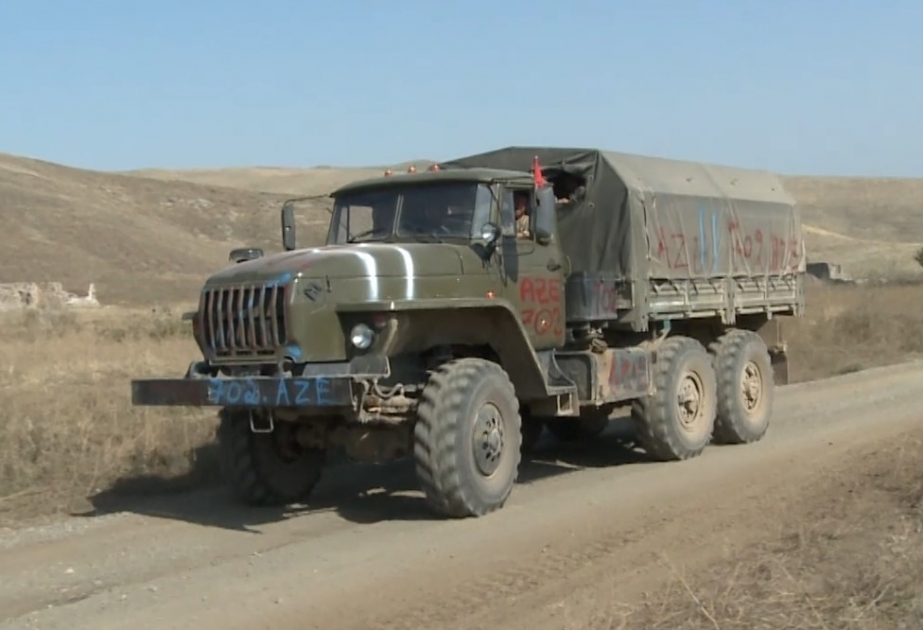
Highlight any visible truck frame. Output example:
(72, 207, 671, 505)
(131, 146, 806, 518)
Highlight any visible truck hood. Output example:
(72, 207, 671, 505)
(206, 243, 468, 285)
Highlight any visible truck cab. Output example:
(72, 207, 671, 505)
(322, 165, 567, 353)
(190, 164, 572, 396)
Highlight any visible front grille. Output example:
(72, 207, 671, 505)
(200, 283, 288, 358)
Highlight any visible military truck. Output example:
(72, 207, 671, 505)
(131, 146, 806, 518)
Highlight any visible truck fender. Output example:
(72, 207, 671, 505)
(356, 299, 553, 400)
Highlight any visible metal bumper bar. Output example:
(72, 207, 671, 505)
(131, 375, 355, 408)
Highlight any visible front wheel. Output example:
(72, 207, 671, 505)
(413, 358, 522, 518)
(217, 409, 326, 506)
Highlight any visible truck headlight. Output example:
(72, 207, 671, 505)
(349, 323, 374, 350)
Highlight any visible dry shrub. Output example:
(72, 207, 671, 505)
(785, 280, 923, 381)
(0, 304, 219, 525)
(616, 430, 923, 630)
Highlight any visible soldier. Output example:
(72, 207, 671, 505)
(514, 191, 530, 238)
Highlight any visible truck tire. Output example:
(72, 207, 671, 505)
(708, 329, 774, 444)
(631, 336, 717, 461)
(413, 358, 522, 518)
(544, 413, 609, 442)
(217, 409, 325, 506)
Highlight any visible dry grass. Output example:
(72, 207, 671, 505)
(0, 303, 218, 525)
(786, 280, 923, 381)
(598, 427, 923, 630)
(1, 281, 922, 528)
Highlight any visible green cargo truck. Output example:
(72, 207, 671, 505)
(131, 146, 806, 518)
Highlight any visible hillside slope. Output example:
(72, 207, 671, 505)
(0, 154, 332, 305)
(128, 161, 435, 196)
(2, 152, 922, 306)
(782, 175, 923, 278)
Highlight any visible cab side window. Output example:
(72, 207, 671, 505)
(551, 172, 587, 206)
(500, 189, 533, 239)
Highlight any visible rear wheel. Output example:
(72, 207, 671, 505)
(631, 336, 717, 461)
(413, 358, 522, 518)
(217, 409, 326, 506)
(709, 329, 774, 444)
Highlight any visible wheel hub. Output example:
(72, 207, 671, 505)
(677, 373, 704, 430)
(473, 403, 505, 476)
(741, 361, 763, 411)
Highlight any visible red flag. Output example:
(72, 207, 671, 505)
(532, 155, 545, 188)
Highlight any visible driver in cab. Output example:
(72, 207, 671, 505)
(514, 191, 531, 239)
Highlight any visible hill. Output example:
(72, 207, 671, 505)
(782, 176, 923, 279)
(127, 160, 434, 197)
(2, 152, 922, 306)
(0, 154, 329, 305)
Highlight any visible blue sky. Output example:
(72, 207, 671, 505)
(1, 1, 921, 176)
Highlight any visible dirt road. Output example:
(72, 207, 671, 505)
(2, 360, 922, 630)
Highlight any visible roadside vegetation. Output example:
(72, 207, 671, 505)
(2, 280, 922, 526)
(595, 426, 923, 629)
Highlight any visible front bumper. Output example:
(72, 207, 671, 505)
(131, 375, 355, 408)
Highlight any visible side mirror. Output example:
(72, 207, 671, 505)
(281, 204, 296, 251)
(229, 247, 264, 263)
(480, 222, 501, 244)
(475, 222, 502, 258)
(533, 185, 556, 244)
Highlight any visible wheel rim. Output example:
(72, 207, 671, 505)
(740, 360, 764, 414)
(676, 371, 706, 433)
(472, 402, 506, 477)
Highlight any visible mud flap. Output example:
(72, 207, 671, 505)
(755, 317, 790, 386)
(770, 349, 790, 386)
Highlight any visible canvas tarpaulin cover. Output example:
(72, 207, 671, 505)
(441, 147, 804, 281)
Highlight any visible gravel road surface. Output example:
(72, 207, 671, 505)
(2, 360, 921, 630)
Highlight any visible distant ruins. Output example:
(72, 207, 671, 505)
(0, 282, 100, 311)
(806, 261, 853, 284)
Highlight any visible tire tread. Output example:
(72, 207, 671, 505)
(413, 358, 521, 518)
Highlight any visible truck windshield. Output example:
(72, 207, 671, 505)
(328, 181, 493, 244)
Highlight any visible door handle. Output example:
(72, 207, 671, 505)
(547, 259, 562, 272)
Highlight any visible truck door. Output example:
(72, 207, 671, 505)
(500, 187, 566, 350)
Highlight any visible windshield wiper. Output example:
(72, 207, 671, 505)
(404, 232, 447, 243)
(347, 228, 390, 243)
